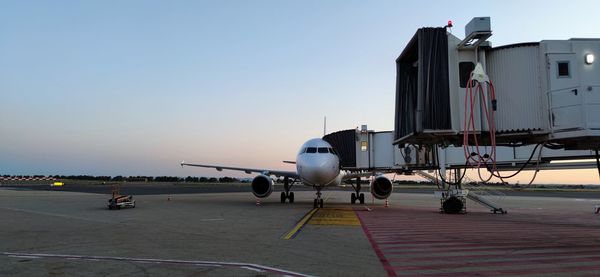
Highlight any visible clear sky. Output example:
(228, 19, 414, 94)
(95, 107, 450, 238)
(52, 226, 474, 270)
(1, 0, 599, 184)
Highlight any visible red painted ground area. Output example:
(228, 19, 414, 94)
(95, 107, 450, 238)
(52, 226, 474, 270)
(356, 206, 600, 276)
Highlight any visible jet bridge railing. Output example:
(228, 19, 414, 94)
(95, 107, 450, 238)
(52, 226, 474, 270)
(461, 176, 506, 204)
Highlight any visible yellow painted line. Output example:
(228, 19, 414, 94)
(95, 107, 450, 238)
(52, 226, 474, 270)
(282, 193, 361, 240)
(308, 207, 361, 226)
(282, 208, 319, 240)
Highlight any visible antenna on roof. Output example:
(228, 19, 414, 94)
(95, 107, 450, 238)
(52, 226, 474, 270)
(323, 116, 327, 137)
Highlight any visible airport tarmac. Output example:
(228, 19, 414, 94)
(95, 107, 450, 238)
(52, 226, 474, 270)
(2, 185, 600, 276)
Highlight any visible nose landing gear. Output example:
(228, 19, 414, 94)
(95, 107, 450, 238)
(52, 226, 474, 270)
(313, 187, 324, 208)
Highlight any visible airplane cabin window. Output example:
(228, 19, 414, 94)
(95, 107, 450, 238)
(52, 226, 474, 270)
(306, 147, 317, 153)
(318, 147, 329, 153)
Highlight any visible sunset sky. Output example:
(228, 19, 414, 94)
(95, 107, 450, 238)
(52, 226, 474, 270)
(1, 1, 599, 184)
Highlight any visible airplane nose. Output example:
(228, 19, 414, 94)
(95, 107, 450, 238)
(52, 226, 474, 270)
(304, 168, 330, 184)
(302, 157, 338, 185)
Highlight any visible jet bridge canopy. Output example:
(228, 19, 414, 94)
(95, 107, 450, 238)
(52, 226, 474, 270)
(323, 129, 356, 168)
(395, 27, 451, 144)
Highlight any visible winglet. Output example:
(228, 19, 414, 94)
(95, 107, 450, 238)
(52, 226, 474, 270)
(180, 161, 185, 168)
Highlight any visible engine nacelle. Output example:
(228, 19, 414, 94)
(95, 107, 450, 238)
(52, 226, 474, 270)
(251, 174, 274, 198)
(370, 176, 393, 200)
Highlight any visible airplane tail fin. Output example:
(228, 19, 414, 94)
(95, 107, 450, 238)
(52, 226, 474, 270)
(323, 116, 327, 136)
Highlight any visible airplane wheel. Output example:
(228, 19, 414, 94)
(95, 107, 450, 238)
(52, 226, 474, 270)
(351, 193, 356, 204)
(319, 199, 324, 208)
(288, 192, 294, 203)
(280, 192, 286, 203)
(359, 193, 365, 204)
(313, 199, 318, 208)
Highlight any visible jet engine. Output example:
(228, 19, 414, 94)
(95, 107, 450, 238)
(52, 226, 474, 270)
(370, 175, 393, 200)
(251, 174, 274, 198)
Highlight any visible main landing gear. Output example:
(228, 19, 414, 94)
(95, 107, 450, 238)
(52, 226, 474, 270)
(313, 187, 324, 208)
(280, 176, 295, 203)
(351, 177, 365, 204)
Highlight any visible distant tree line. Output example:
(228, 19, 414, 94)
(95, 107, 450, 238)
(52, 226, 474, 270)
(0, 175, 239, 183)
(1, 175, 53, 178)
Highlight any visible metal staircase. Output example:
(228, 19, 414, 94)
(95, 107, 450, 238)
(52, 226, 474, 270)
(461, 176, 507, 214)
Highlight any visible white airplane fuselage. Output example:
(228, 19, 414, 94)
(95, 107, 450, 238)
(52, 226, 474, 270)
(295, 138, 342, 188)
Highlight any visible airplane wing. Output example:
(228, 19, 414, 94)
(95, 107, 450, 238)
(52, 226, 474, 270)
(181, 162, 299, 178)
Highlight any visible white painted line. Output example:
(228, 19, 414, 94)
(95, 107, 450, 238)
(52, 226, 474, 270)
(240, 266, 265, 272)
(0, 207, 112, 224)
(8, 255, 40, 259)
(1, 252, 313, 277)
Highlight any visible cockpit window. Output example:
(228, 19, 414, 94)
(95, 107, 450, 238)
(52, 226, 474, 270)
(328, 148, 337, 155)
(306, 147, 317, 153)
(318, 147, 329, 153)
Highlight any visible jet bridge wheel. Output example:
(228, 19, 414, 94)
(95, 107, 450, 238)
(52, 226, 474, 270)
(288, 192, 294, 203)
(351, 193, 356, 204)
(280, 192, 286, 203)
(359, 193, 365, 204)
(442, 196, 464, 214)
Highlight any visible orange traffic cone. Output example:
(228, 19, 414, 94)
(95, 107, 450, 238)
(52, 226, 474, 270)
(384, 199, 389, 208)
(256, 199, 261, 206)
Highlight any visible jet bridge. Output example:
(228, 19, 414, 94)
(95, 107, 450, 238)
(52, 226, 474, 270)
(394, 17, 600, 150)
(324, 125, 599, 172)
(325, 124, 600, 212)
(392, 17, 600, 212)
(328, 17, 600, 213)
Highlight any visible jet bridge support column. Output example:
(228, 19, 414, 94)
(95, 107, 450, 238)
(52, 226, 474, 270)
(438, 148, 447, 190)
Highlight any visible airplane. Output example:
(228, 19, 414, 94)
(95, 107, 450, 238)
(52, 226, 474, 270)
(181, 137, 394, 208)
